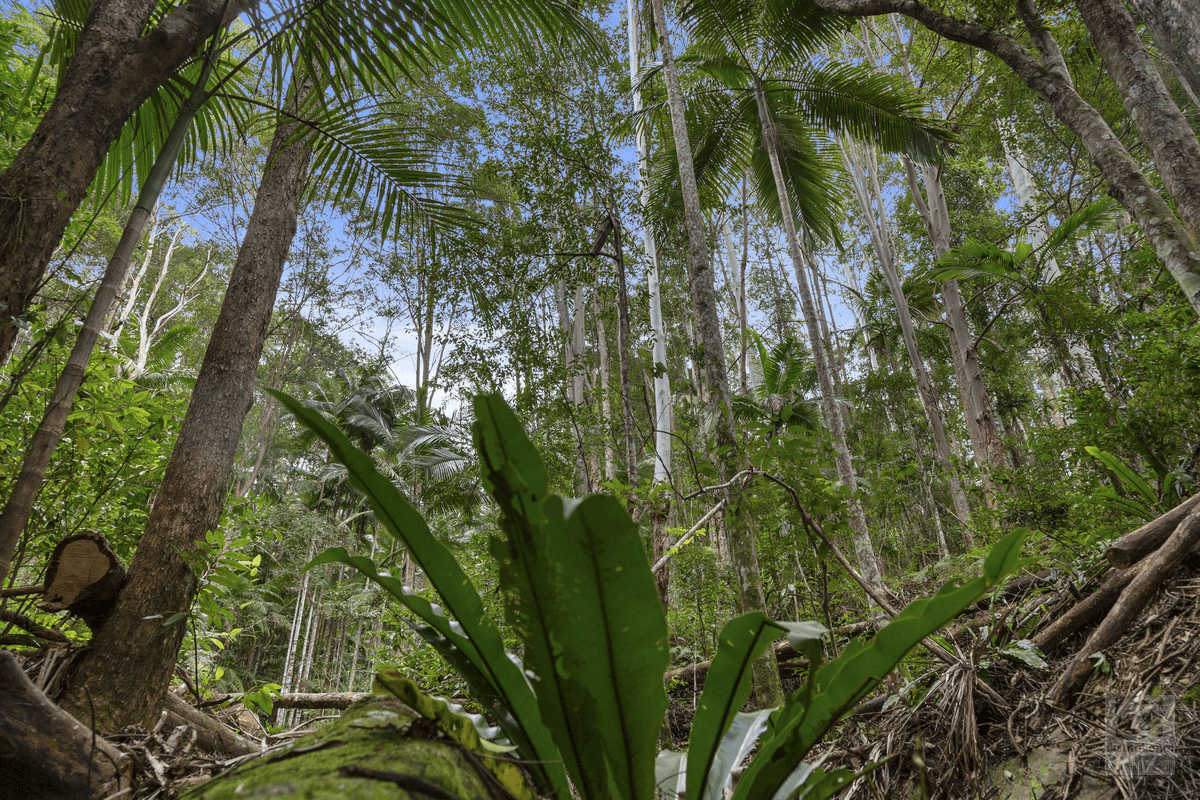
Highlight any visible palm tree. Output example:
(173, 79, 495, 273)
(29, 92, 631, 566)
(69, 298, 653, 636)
(643, 0, 953, 597)
(58, 0, 593, 731)
(644, 0, 785, 706)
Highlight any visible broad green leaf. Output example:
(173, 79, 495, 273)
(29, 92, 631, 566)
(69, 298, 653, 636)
(473, 393, 669, 800)
(1086, 446, 1160, 512)
(688, 614, 824, 800)
(275, 389, 568, 799)
(733, 529, 1026, 800)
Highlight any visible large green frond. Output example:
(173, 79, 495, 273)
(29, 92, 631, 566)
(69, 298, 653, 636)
(768, 61, 954, 163)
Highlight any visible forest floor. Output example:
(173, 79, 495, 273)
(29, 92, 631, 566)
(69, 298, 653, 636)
(8, 553, 1200, 798)
(663, 556, 1200, 799)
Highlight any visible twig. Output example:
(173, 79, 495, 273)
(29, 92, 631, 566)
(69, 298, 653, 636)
(652, 500, 725, 574)
(0, 607, 69, 643)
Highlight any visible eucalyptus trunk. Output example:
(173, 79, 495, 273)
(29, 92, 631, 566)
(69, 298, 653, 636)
(649, 0, 783, 706)
(752, 79, 885, 597)
(60, 69, 318, 730)
(814, 0, 1200, 314)
(902, 159, 1005, 505)
(0, 54, 218, 583)
(1130, 0, 1200, 102)
(629, 0, 673, 604)
(839, 136, 972, 536)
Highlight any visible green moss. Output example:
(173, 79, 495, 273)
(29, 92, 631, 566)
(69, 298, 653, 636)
(183, 697, 522, 799)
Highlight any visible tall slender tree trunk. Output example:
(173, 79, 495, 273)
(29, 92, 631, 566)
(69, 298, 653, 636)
(814, 0, 1200, 314)
(902, 159, 1006, 506)
(593, 287, 616, 481)
(0, 0, 233, 366)
(59, 69, 319, 730)
(752, 79, 885, 598)
(1131, 0, 1200, 102)
(610, 217, 639, 486)
(648, 0, 783, 706)
(839, 136, 972, 536)
(0, 54, 219, 583)
(629, 0, 673, 605)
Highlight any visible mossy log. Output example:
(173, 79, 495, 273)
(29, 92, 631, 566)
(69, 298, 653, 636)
(182, 695, 536, 800)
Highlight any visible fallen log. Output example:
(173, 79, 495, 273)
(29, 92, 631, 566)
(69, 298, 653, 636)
(202, 690, 371, 711)
(180, 694, 538, 800)
(162, 693, 258, 757)
(0, 650, 132, 799)
(1105, 492, 1200, 568)
(1046, 502, 1200, 709)
(39, 532, 125, 631)
(1032, 564, 1141, 653)
(0, 606, 70, 643)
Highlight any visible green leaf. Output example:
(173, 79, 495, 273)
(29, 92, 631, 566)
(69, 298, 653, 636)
(274, 389, 568, 799)
(733, 529, 1026, 800)
(473, 393, 669, 800)
(688, 614, 824, 800)
(1085, 446, 1161, 513)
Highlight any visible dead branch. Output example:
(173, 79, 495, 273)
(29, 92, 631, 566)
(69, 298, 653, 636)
(1032, 564, 1141, 653)
(1105, 493, 1200, 568)
(0, 606, 70, 643)
(0, 650, 131, 799)
(1046, 503, 1200, 708)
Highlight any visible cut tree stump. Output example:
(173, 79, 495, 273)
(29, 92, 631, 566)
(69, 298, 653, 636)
(0, 650, 131, 800)
(39, 532, 125, 631)
(1046, 502, 1200, 708)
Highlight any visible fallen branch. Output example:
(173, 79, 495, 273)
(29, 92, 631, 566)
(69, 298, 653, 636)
(0, 584, 43, 598)
(0, 606, 70, 643)
(161, 693, 258, 757)
(1105, 492, 1200, 568)
(202, 691, 370, 711)
(652, 499, 725, 574)
(0, 650, 131, 798)
(1046, 502, 1200, 708)
(1032, 564, 1141, 653)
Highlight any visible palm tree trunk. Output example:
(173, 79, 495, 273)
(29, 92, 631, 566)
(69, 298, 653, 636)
(0, 54, 219, 583)
(649, 0, 783, 706)
(752, 79, 885, 597)
(58, 68, 319, 730)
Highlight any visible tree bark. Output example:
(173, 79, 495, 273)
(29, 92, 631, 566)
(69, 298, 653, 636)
(0, 0, 234, 365)
(1076, 0, 1200, 248)
(0, 54, 218, 583)
(59, 70, 318, 731)
(1105, 492, 1200, 568)
(648, 0, 784, 707)
(812, 0, 1200, 314)
(1046, 503, 1200, 707)
(1131, 0, 1200, 102)
(753, 79, 885, 598)
(839, 135, 972, 534)
(0, 651, 132, 799)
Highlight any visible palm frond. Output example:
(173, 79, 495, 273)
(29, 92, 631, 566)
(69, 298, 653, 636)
(769, 61, 954, 163)
(1038, 197, 1120, 256)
